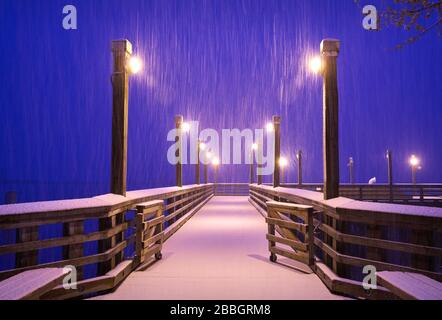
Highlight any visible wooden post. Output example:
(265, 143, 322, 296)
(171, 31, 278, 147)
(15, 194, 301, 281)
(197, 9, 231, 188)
(214, 166, 218, 194)
(110, 40, 131, 196)
(257, 142, 263, 185)
(9, 192, 38, 269)
(204, 162, 208, 184)
(273, 115, 281, 188)
(97, 215, 117, 275)
(175, 115, 183, 187)
(15, 227, 39, 268)
(63, 221, 84, 280)
(412, 166, 417, 185)
(296, 151, 302, 186)
(387, 150, 393, 201)
(386, 150, 393, 186)
(250, 150, 254, 184)
(196, 141, 201, 185)
(348, 157, 354, 184)
(321, 39, 340, 200)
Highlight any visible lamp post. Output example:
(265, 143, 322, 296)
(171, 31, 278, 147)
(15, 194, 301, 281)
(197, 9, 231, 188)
(257, 141, 263, 185)
(200, 142, 206, 184)
(272, 116, 281, 188)
(279, 157, 288, 184)
(386, 150, 393, 186)
(175, 115, 184, 187)
(409, 155, 420, 185)
(316, 39, 340, 200)
(348, 157, 354, 184)
(250, 143, 258, 184)
(386, 150, 393, 201)
(196, 141, 201, 185)
(110, 39, 141, 196)
(296, 150, 302, 186)
(212, 157, 220, 193)
(204, 150, 211, 184)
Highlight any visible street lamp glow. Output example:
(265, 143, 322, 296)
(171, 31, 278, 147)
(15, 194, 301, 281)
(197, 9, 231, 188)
(309, 56, 322, 74)
(279, 157, 288, 168)
(252, 143, 258, 150)
(212, 157, 220, 166)
(181, 122, 191, 132)
(409, 155, 420, 167)
(199, 142, 206, 151)
(128, 56, 142, 74)
(206, 151, 213, 159)
(266, 122, 274, 132)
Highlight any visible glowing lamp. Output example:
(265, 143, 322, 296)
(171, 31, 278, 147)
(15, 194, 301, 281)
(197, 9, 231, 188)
(279, 157, 288, 167)
(409, 155, 420, 167)
(212, 157, 220, 166)
(309, 56, 322, 74)
(128, 56, 142, 74)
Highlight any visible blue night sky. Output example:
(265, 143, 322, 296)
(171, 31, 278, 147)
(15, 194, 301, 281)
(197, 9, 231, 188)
(0, 0, 441, 203)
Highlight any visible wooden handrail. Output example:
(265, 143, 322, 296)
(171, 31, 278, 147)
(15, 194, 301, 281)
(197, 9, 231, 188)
(0, 184, 214, 299)
(281, 183, 442, 207)
(249, 184, 442, 299)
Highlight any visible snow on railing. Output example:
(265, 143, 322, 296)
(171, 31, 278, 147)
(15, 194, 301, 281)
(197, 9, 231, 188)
(0, 184, 213, 299)
(249, 184, 442, 300)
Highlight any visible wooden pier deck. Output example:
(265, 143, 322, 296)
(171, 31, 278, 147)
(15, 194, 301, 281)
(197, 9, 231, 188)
(94, 196, 344, 300)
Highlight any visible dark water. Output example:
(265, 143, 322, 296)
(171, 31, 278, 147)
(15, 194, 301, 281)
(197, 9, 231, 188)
(1, 0, 441, 204)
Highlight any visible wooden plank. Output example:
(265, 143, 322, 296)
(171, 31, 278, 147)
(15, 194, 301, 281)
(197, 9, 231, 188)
(314, 238, 442, 282)
(0, 223, 128, 255)
(15, 226, 39, 268)
(270, 246, 310, 265)
(315, 262, 396, 300)
(143, 216, 164, 229)
(143, 232, 164, 248)
(97, 216, 117, 275)
(266, 217, 307, 234)
(42, 260, 133, 300)
(136, 200, 163, 214)
(316, 220, 442, 257)
(0, 241, 127, 281)
(266, 234, 308, 252)
(0, 268, 69, 300)
(377, 271, 442, 300)
(63, 220, 84, 280)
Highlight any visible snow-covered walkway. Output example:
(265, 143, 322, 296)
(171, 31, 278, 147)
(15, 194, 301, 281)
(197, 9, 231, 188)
(94, 196, 345, 300)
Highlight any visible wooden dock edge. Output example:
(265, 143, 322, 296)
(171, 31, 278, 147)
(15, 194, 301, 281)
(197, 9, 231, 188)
(249, 195, 399, 300)
(41, 195, 213, 300)
(313, 262, 397, 300)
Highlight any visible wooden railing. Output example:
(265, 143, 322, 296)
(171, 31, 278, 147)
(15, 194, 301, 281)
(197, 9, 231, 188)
(214, 183, 249, 196)
(280, 183, 442, 207)
(0, 184, 213, 299)
(266, 201, 314, 267)
(250, 184, 442, 299)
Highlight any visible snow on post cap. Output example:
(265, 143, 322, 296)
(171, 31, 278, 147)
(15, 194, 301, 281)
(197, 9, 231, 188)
(321, 39, 340, 56)
(112, 39, 133, 55)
